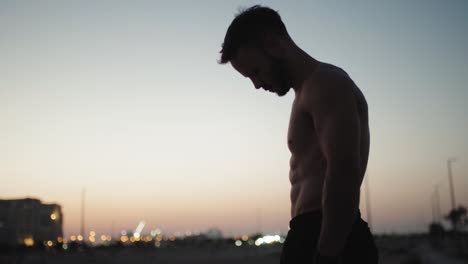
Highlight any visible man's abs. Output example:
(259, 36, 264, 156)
(289, 154, 327, 218)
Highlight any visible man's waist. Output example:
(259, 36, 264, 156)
(289, 209, 362, 230)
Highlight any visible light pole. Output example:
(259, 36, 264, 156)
(434, 184, 441, 222)
(365, 173, 373, 231)
(447, 158, 457, 210)
(431, 184, 441, 223)
(431, 191, 436, 223)
(81, 188, 86, 241)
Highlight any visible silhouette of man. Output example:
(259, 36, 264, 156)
(219, 6, 378, 264)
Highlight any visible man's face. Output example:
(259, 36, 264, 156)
(231, 46, 291, 96)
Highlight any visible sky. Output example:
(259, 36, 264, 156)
(1, 0, 467, 237)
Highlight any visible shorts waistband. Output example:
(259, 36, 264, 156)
(289, 210, 362, 230)
(289, 210, 322, 230)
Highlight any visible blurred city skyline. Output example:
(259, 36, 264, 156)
(1, 1, 467, 238)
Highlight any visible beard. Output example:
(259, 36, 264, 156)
(269, 57, 291, 97)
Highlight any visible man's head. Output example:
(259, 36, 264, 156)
(220, 5, 293, 96)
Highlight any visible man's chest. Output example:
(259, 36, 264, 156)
(287, 100, 318, 154)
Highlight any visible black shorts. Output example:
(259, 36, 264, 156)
(280, 210, 378, 264)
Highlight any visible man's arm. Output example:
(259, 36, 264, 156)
(303, 72, 362, 256)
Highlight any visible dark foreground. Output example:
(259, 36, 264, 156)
(1, 245, 280, 264)
(1, 236, 467, 264)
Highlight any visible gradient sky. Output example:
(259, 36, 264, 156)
(1, 0, 467, 237)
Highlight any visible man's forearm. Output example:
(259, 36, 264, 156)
(318, 169, 361, 256)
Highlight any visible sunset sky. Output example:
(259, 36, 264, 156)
(1, 0, 467, 238)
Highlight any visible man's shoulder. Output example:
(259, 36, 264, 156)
(306, 62, 352, 88)
(300, 63, 354, 105)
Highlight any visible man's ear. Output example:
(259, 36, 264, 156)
(262, 32, 286, 58)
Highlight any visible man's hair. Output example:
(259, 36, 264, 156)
(219, 5, 289, 64)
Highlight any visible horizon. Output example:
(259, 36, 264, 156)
(1, 194, 459, 239)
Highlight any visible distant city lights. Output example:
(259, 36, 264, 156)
(133, 221, 146, 240)
(255, 235, 283, 246)
(120, 235, 129, 243)
(150, 228, 161, 237)
(23, 237, 34, 247)
(50, 213, 57, 221)
(58, 230, 285, 248)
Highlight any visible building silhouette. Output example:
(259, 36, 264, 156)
(0, 198, 63, 246)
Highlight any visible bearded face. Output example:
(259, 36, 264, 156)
(231, 46, 292, 97)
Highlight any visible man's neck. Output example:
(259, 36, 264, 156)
(286, 46, 320, 94)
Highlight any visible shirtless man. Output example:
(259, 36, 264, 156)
(219, 6, 378, 264)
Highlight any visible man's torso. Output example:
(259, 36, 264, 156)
(287, 62, 370, 218)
